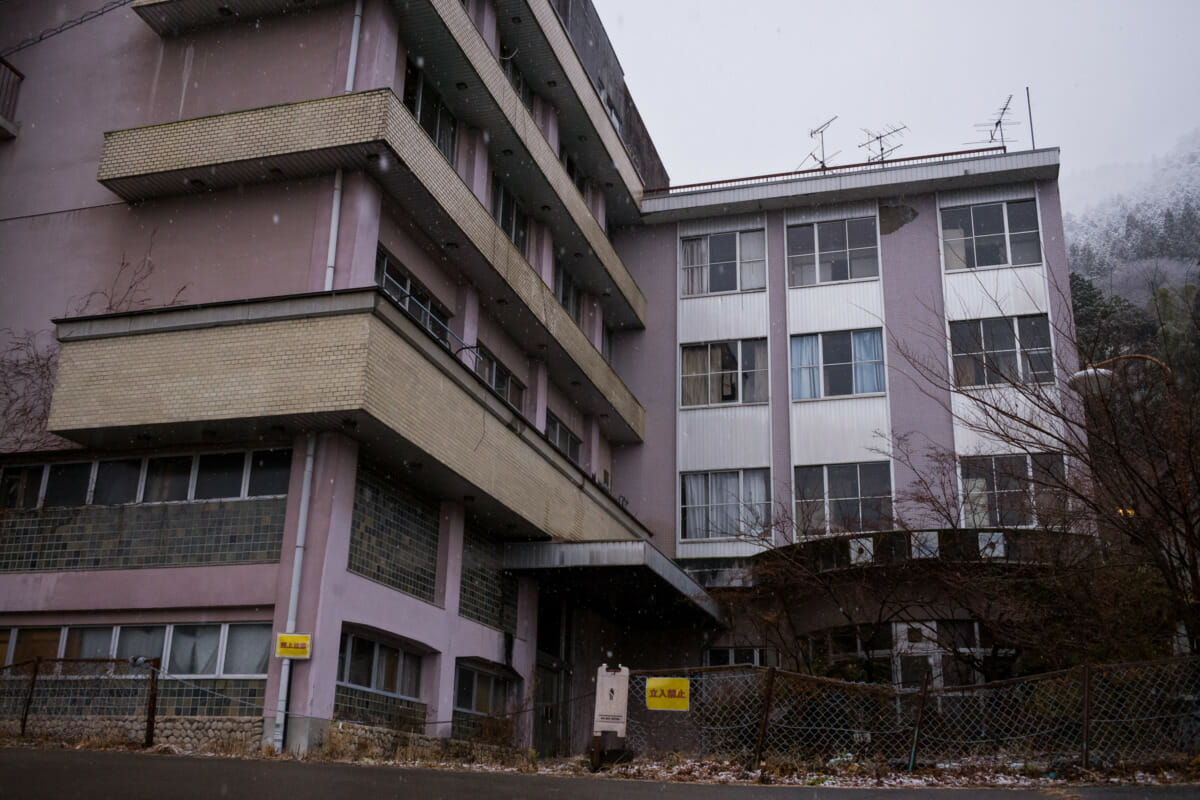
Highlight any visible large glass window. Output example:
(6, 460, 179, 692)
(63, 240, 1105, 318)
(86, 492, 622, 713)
(941, 199, 1041, 271)
(787, 217, 879, 286)
(473, 345, 525, 412)
(949, 315, 1053, 386)
(376, 247, 452, 343)
(790, 329, 885, 399)
(680, 339, 768, 407)
(794, 462, 892, 536)
(454, 665, 510, 715)
(545, 413, 581, 465)
(403, 59, 458, 161)
(337, 632, 421, 699)
(553, 263, 583, 325)
(680, 468, 771, 540)
(680, 230, 766, 296)
(491, 178, 529, 255)
(960, 453, 1064, 528)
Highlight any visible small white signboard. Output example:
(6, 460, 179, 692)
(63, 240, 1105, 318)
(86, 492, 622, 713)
(592, 663, 630, 738)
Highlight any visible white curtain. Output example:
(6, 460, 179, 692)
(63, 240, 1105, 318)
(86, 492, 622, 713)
(708, 472, 739, 537)
(680, 345, 710, 406)
(681, 473, 708, 539)
(739, 230, 766, 290)
(852, 330, 885, 393)
(169, 625, 220, 675)
(741, 469, 771, 532)
(225, 624, 271, 675)
(790, 335, 820, 399)
(681, 237, 709, 296)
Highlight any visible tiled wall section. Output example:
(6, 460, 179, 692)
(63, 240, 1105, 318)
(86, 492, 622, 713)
(347, 467, 439, 603)
(156, 678, 266, 717)
(459, 528, 517, 633)
(0, 499, 286, 572)
(333, 684, 426, 732)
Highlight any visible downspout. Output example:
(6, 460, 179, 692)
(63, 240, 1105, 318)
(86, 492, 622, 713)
(323, 0, 363, 292)
(272, 433, 317, 752)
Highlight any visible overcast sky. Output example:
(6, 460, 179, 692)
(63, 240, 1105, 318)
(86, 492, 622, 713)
(592, 0, 1200, 212)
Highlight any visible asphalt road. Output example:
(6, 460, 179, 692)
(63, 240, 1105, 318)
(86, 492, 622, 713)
(0, 748, 1195, 800)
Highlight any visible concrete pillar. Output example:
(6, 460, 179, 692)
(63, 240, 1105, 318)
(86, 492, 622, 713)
(511, 576, 538, 748)
(531, 361, 549, 431)
(427, 501, 466, 738)
(452, 282, 480, 362)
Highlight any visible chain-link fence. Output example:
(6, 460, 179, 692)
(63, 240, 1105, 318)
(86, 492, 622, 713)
(627, 657, 1200, 768)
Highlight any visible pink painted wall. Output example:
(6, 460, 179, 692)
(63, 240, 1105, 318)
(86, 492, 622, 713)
(609, 223, 678, 549)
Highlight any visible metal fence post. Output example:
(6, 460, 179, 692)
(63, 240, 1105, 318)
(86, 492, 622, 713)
(907, 671, 930, 772)
(751, 667, 777, 771)
(19, 657, 41, 736)
(1080, 662, 1091, 770)
(144, 657, 160, 748)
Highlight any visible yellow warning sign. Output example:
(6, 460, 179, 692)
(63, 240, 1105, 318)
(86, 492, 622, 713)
(274, 633, 312, 660)
(645, 677, 690, 711)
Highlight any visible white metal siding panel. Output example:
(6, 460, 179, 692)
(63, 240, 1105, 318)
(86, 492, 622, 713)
(790, 396, 892, 463)
(678, 213, 766, 237)
(679, 292, 771, 341)
(951, 388, 1065, 455)
(676, 538, 769, 559)
(943, 266, 1047, 320)
(787, 282, 884, 334)
(785, 200, 877, 226)
(678, 406, 772, 470)
(938, 183, 1036, 207)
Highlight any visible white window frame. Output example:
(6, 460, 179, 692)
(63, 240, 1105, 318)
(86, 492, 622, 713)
(789, 328, 886, 401)
(786, 216, 880, 287)
(473, 345, 525, 413)
(940, 199, 1042, 272)
(545, 412, 582, 465)
(680, 338, 769, 408)
(949, 314, 1054, 387)
(793, 461, 893, 538)
(453, 664, 510, 716)
(959, 452, 1065, 530)
(336, 632, 423, 702)
(679, 229, 767, 298)
(679, 468, 772, 541)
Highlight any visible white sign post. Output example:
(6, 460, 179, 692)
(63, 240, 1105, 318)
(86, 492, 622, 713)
(592, 663, 629, 738)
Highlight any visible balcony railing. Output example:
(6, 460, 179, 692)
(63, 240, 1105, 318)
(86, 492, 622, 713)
(0, 57, 23, 136)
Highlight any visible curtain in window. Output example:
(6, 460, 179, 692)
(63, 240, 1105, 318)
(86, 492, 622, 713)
(169, 625, 220, 675)
(225, 624, 271, 675)
(681, 238, 709, 296)
(739, 230, 766, 290)
(852, 330, 885, 393)
(741, 469, 771, 532)
(680, 345, 709, 405)
(681, 473, 708, 539)
(790, 335, 820, 399)
(708, 472, 739, 536)
(961, 476, 992, 527)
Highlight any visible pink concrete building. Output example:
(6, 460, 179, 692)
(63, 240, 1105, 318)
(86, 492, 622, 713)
(0, 0, 1073, 752)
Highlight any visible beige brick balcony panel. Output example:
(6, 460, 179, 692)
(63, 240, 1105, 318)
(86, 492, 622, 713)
(96, 89, 644, 440)
(47, 293, 646, 544)
(432, 0, 646, 323)
(132, 0, 343, 36)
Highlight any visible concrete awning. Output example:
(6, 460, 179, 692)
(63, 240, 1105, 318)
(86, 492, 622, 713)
(503, 541, 722, 627)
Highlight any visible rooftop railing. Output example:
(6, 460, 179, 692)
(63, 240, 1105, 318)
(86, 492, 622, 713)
(642, 146, 1009, 199)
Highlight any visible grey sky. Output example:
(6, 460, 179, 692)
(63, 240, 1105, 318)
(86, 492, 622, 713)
(593, 0, 1200, 211)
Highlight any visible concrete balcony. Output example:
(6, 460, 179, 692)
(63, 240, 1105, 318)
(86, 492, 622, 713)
(95, 89, 644, 443)
(46, 290, 651, 545)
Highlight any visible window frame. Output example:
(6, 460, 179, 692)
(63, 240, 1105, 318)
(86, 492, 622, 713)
(454, 664, 510, 716)
(680, 338, 769, 408)
(491, 177, 529, 256)
(0, 448, 293, 511)
(940, 199, 1042, 272)
(789, 328, 886, 401)
(949, 314, 1053, 387)
(679, 467, 772, 541)
(959, 452, 1065, 530)
(336, 632, 423, 702)
(679, 229, 767, 298)
(545, 412, 582, 465)
(787, 216, 880, 287)
(705, 646, 778, 667)
(376, 246, 452, 344)
(403, 58, 458, 162)
(793, 461, 893, 537)
(473, 345, 526, 413)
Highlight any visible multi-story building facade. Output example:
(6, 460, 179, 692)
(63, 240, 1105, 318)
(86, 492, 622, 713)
(0, 0, 1073, 753)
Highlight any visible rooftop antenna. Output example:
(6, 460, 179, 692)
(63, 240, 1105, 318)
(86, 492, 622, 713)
(798, 116, 840, 171)
(858, 123, 907, 164)
(968, 94, 1020, 149)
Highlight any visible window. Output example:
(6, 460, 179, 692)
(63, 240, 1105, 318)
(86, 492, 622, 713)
(376, 247, 451, 343)
(499, 43, 534, 110)
(403, 59, 457, 161)
(680, 230, 765, 296)
(13, 628, 60, 663)
(601, 326, 613, 364)
(680, 468, 771, 540)
(545, 413, 581, 465)
(787, 217, 879, 286)
(0, 449, 292, 510)
(941, 199, 1041, 271)
(705, 647, 778, 667)
(455, 665, 509, 715)
(337, 633, 422, 699)
(491, 177, 529, 255)
(960, 453, 1064, 528)
(561, 151, 588, 195)
(790, 329, 885, 399)
(165, 623, 271, 676)
(794, 462, 892, 535)
(949, 315, 1052, 386)
(473, 346, 525, 411)
(680, 339, 768, 406)
(553, 263, 583, 325)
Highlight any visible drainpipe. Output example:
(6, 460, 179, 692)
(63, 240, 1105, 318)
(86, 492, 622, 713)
(323, 0, 363, 292)
(272, 434, 317, 753)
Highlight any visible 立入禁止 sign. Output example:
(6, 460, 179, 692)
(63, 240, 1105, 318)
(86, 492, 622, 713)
(645, 677, 689, 711)
(274, 633, 312, 660)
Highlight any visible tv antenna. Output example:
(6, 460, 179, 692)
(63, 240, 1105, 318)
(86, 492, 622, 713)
(858, 123, 907, 163)
(969, 94, 1020, 149)
(797, 116, 841, 171)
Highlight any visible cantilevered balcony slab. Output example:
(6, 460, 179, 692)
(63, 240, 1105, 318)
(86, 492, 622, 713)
(47, 291, 650, 545)
(132, 0, 342, 35)
(96, 89, 644, 441)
